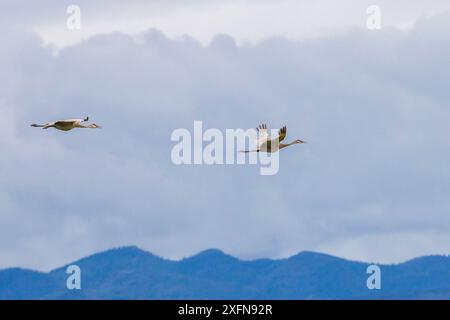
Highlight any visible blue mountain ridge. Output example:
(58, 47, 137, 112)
(0, 246, 449, 299)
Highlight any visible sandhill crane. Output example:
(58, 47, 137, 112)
(241, 124, 305, 153)
(30, 117, 102, 131)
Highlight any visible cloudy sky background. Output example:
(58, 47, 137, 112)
(1, 0, 450, 270)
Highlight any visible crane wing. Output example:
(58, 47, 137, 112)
(56, 119, 84, 124)
(53, 120, 77, 127)
(256, 123, 270, 148)
(277, 126, 287, 142)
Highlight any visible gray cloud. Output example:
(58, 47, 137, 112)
(4, 0, 450, 47)
(0, 12, 450, 270)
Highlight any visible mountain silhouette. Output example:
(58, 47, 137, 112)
(0, 246, 448, 299)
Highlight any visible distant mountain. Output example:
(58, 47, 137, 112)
(0, 246, 449, 299)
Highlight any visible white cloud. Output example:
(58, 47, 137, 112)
(0, 7, 449, 270)
(2, 0, 449, 48)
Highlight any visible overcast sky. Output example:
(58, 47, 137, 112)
(1, 1, 450, 270)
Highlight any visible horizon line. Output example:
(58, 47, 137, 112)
(1, 245, 449, 274)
